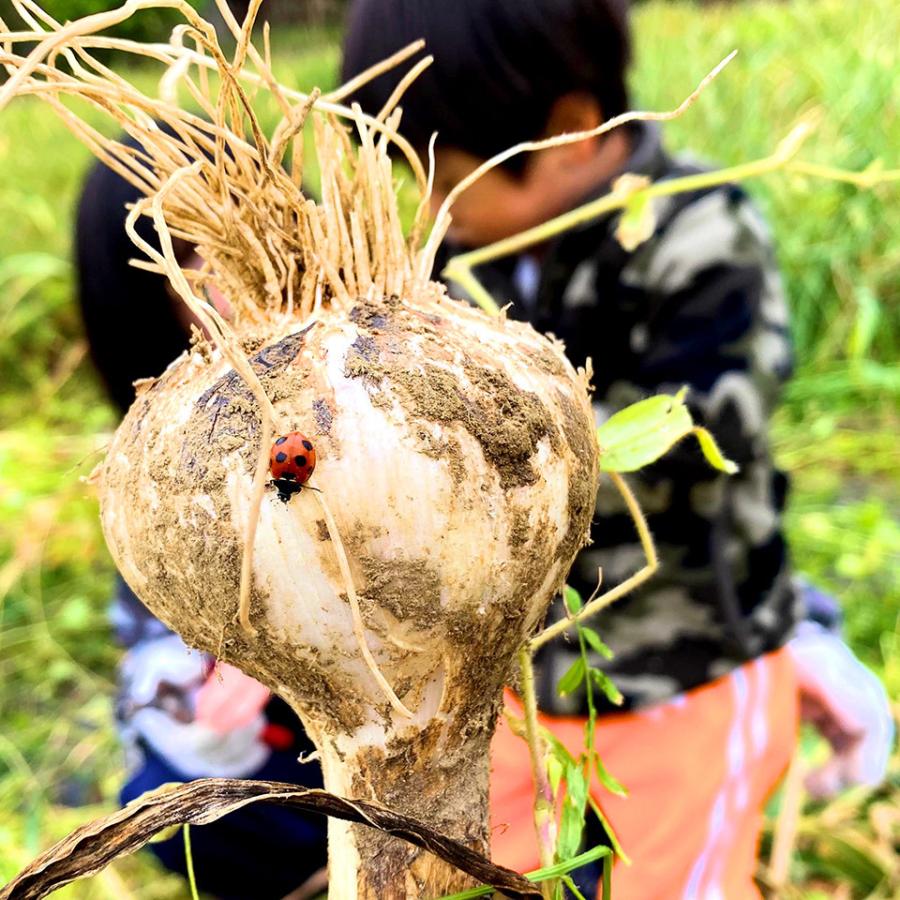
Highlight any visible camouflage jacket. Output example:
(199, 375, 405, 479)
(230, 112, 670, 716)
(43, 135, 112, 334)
(440, 122, 803, 715)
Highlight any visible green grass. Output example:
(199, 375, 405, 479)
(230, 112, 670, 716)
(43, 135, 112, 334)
(1, 0, 898, 896)
(633, 0, 900, 378)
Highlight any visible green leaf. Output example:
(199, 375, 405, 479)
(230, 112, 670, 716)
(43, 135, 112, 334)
(581, 627, 614, 660)
(547, 753, 564, 797)
(615, 190, 656, 251)
(557, 779, 587, 862)
(439, 845, 611, 899)
(589, 668, 623, 706)
(556, 762, 588, 864)
(587, 797, 630, 864)
(148, 823, 183, 844)
(597, 388, 737, 474)
(543, 727, 579, 769)
(556, 657, 586, 697)
(566, 762, 588, 814)
(592, 751, 628, 798)
(563, 584, 583, 614)
(693, 426, 739, 474)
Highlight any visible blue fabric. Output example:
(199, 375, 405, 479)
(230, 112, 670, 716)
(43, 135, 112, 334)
(122, 742, 327, 899)
(798, 578, 843, 633)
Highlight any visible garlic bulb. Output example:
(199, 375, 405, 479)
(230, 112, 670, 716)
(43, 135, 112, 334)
(0, 8, 600, 891)
(101, 285, 597, 896)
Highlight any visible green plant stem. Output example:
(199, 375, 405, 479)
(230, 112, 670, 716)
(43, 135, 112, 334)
(183, 824, 199, 900)
(787, 159, 900, 187)
(441, 121, 900, 316)
(561, 874, 588, 900)
(440, 845, 612, 900)
(444, 261, 501, 316)
(530, 471, 658, 651)
(601, 853, 612, 900)
(518, 646, 557, 899)
(445, 123, 809, 290)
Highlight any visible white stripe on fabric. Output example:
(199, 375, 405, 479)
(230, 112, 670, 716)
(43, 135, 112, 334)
(682, 667, 749, 899)
(727, 670, 748, 777)
(751, 657, 769, 757)
(700, 661, 773, 898)
(735, 778, 750, 813)
(702, 669, 753, 897)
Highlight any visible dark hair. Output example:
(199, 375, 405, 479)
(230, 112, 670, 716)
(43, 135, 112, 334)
(75, 136, 193, 414)
(341, 0, 631, 168)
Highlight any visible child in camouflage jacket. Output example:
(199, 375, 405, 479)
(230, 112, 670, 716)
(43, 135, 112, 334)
(73, 2, 892, 896)
(341, 0, 893, 896)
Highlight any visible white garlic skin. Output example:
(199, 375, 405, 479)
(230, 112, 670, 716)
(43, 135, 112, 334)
(100, 290, 598, 894)
(100, 289, 596, 778)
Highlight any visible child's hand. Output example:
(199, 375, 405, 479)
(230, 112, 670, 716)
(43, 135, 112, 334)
(119, 635, 271, 778)
(195, 661, 271, 733)
(789, 625, 894, 799)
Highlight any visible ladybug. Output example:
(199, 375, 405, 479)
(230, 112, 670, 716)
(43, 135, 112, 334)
(269, 432, 317, 502)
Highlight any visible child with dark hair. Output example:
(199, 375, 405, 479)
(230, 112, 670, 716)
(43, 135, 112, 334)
(76, 138, 329, 900)
(341, 1, 893, 897)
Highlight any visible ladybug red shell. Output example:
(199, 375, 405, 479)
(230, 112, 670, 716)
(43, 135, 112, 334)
(270, 432, 316, 502)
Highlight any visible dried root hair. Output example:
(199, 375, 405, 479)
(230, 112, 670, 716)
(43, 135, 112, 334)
(0, 0, 434, 329)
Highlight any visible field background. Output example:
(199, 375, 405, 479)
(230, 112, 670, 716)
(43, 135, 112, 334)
(1, 0, 898, 896)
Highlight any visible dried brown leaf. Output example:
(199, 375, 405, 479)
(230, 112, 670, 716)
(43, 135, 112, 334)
(0, 778, 541, 900)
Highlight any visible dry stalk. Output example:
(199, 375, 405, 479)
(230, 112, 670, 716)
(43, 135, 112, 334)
(421, 51, 739, 280)
(530, 472, 658, 651)
(313, 492, 414, 719)
(0, 779, 541, 900)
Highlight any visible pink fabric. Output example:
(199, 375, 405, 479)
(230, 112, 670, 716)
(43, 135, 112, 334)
(490, 648, 798, 899)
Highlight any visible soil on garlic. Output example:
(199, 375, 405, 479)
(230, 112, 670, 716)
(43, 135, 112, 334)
(111, 291, 596, 693)
(102, 289, 598, 889)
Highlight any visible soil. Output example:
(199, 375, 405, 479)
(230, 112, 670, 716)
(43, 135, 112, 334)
(340, 298, 560, 491)
(358, 555, 443, 628)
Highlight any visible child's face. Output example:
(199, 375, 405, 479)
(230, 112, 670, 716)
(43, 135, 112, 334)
(432, 147, 558, 248)
(429, 94, 630, 250)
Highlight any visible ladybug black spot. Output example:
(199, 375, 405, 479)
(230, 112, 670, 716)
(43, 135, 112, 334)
(302, 440, 313, 451)
(295, 455, 307, 466)
(275, 452, 287, 463)
(275, 436, 288, 445)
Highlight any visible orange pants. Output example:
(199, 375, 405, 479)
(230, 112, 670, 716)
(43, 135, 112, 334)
(490, 649, 798, 899)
